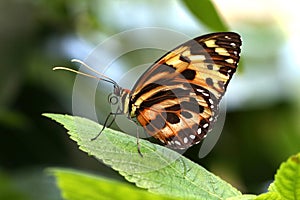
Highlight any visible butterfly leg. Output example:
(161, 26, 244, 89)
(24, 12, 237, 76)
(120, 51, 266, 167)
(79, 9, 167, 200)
(136, 126, 143, 157)
(91, 112, 117, 141)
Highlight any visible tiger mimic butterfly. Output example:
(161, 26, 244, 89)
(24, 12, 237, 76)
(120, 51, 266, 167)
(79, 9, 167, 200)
(54, 32, 242, 155)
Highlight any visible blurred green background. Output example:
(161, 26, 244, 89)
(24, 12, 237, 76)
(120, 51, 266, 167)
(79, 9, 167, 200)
(1, 0, 299, 199)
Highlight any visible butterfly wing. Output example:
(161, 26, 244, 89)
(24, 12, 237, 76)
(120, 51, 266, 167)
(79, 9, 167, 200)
(129, 32, 242, 149)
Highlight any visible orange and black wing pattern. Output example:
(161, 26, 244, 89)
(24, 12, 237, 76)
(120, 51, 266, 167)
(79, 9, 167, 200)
(129, 32, 242, 149)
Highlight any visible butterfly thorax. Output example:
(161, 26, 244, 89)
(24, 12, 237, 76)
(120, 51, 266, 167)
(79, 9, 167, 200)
(115, 87, 132, 116)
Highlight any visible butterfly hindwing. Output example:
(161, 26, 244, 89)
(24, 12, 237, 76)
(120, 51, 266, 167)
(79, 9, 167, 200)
(128, 32, 242, 149)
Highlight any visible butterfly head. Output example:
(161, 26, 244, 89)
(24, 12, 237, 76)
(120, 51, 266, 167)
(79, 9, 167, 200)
(112, 84, 122, 96)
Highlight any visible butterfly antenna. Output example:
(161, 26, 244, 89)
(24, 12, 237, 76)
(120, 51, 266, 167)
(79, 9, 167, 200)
(53, 59, 119, 87)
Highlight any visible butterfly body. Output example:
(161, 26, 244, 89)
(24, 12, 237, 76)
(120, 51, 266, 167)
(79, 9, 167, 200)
(115, 32, 242, 149)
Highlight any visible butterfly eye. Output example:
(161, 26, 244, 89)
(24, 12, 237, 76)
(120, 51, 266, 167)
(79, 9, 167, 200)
(108, 93, 119, 105)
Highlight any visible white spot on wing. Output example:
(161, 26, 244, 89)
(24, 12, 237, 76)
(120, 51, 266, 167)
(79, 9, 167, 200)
(196, 88, 204, 93)
(189, 134, 196, 139)
(196, 88, 209, 96)
(175, 141, 181, 146)
(197, 128, 202, 134)
(190, 55, 206, 62)
(183, 137, 188, 144)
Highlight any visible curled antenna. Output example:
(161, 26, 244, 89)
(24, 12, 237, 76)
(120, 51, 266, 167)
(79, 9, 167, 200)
(53, 59, 118, 86)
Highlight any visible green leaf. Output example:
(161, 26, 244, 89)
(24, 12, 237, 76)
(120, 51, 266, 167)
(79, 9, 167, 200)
(254, 192, 282, 200)
(43, 113, 242, 200)
(255, 153, 300, 200)
(226, 194, 258, 200)
(49, 168, 177, 200)
(182, 0, 228, 31)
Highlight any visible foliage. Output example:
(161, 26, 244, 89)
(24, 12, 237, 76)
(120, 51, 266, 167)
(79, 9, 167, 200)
(255, 153, 300, 200)
(50, 168, 178, 200)
(45, 114, 300, 200)
(182, 0, 228, 31)
(44, 113, 252, 200)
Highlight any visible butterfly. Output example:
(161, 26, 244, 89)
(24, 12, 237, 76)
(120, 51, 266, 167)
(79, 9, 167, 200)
(54, 32, 242, 152)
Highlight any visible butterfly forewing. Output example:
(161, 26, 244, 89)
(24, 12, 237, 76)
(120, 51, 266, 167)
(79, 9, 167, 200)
(128, 32, 241, 149)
